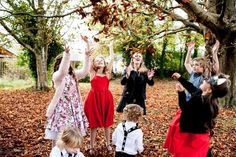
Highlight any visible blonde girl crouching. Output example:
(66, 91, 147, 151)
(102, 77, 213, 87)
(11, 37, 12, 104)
(49, 127, 84, 157)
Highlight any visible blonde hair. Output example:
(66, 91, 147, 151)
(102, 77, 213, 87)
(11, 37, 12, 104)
(92, 55, 108, 74)
(56, 127, 83, 149)
(123, 104, 143, 122)
(129, 53, 148, 73)
(192, 57, 206, 71)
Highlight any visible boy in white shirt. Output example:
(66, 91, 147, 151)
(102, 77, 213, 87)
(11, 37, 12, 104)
(112, 104, 144, 157)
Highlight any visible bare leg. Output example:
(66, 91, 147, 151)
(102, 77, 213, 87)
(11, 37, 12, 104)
(90, 128, 97, 154)
(104, 127, 112, 151)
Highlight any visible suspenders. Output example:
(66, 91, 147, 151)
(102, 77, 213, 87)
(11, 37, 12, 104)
(121, 121, 139, 151)
(61, 152, 77, 157)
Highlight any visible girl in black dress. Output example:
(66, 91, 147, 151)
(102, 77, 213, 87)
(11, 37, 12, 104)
(116, 52, 155, 115)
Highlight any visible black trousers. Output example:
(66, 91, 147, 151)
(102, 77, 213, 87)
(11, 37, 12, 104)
(115, 151, 135, 157)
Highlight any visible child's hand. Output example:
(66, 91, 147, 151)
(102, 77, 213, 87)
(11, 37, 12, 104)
(85, 47, 94, 56)
(187, 41, 195, 47)
(81, 35, 89, 43)
(64, 46, 70, 53)
(176, 83, 184, 92)
(172, 72, 181, 80)
(148, 69, 155, 80)
(187, 42, 195, 52)
(126, 66, 133, 78)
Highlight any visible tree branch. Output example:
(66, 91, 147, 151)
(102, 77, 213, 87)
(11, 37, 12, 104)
(219, 0, 226, 21)
(140, 0, 202, 33)
(0, 4, 92, 18)
(155, 27, 195, 39)
(174, 0, 220, 32)
(0, 20, 36, 54)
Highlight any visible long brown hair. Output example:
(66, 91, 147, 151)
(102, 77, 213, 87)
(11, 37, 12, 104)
(52, 54, 76, 87)
(204, 73, 230, 135)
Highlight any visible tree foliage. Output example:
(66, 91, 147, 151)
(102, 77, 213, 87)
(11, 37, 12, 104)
(75, 0, 236, 106)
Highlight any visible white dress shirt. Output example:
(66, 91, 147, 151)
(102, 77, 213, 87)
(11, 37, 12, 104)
(112, 121, 144, 155)
(49, 146, 85, 157)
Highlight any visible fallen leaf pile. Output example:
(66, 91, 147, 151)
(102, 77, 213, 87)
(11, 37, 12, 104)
(0, 80, 235, 157)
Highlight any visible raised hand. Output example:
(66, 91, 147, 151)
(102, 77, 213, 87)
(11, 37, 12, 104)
(126, 65, 133, 78)
(108, 41, 114, 55)
(148, 69, 155, 80)
(176, 83, 184, 92)
(172, 72, 181, 80)
(186, 42, 195, 52)
(85, 47, 94, 56)
(64, 46, 70, 53)
(81, 35, 94, 56)
(81, 35, 89, 44)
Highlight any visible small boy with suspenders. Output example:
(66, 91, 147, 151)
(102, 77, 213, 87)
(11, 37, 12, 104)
(112, 104, 144, 157)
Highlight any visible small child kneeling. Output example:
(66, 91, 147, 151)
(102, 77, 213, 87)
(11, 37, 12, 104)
(49, 127, 84, 157)
(112, 104, 144, 157)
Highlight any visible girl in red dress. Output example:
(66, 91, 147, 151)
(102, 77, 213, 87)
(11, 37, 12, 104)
(84, 42, 115, 154)
(164, 72, 230, 157)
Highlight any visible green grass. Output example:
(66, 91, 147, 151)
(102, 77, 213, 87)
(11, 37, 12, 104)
(0, 78, 34, 89)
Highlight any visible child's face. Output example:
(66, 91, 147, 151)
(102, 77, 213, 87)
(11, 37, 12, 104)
(94, 56, 105, 69)
(65, 146, 79, 154)
(200, 80, 212, 94)
(132, 53, 143, 65)
(192, 60, 204, 74)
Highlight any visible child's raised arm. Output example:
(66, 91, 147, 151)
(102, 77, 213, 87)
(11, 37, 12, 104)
(53, 46, 71, 86)
(212, 40, 220, 74)
(106, 41, 115, 74)
(185, 42, 195, 74)
(74, 35, 93, 80)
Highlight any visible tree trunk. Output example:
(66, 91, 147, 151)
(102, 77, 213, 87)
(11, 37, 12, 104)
(160, 38, 167, 78)
(219, 41, 236, 107)
(35, 52, 48, 91)
(178, 47, 183, 72)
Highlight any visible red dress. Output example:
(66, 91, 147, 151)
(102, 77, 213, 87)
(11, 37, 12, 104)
(84, 75, 114, 128)
(164, 109, 210, 157)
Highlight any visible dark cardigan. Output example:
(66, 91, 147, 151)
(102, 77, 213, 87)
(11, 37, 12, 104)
(116, 70, 154, 115)
(178, 76, 214, 134)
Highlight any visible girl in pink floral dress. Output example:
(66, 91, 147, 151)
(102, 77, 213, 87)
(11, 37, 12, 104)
(45, 36, 93, 144)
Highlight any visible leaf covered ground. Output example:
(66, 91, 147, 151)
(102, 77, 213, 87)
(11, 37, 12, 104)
(0, 80, 235, 157)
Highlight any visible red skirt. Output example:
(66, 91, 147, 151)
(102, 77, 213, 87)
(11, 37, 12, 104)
(164, 109, 210, 157)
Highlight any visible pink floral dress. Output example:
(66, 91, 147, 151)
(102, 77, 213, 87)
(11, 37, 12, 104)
(45, 75, 88, 140)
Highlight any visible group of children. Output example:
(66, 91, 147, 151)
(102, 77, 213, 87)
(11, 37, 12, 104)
(45, 37, 231, 157)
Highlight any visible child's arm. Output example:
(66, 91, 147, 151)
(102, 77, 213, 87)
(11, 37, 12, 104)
(120, 69, 128, 85)
(53, 47, 70, 85)
(106, 42, 115, 75)
(74, 35, 93, 80)
(136, 130, 144, 154)
(176, 83, 187, 109)
(212, 40, 220, 74)
(172, 72, 198, 94)
(147, 69, 155, 86)
(184, 42, 195, 74)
